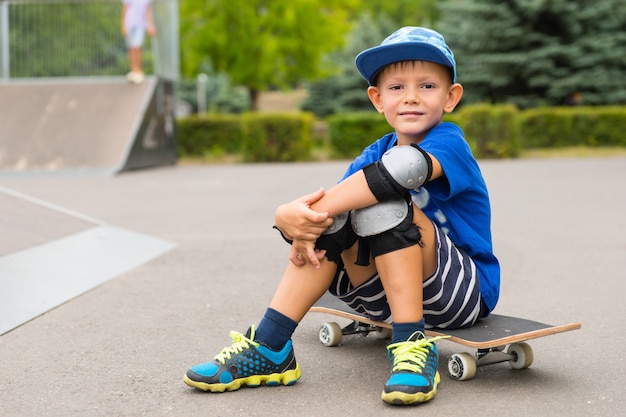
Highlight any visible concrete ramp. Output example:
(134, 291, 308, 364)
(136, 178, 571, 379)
(0, 78, 176, 174)
(0, 186, 176, 335)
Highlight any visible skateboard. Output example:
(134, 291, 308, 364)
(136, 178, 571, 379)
(309, 292, 581, 381)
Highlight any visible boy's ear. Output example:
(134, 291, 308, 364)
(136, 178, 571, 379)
(444, 83, 464, 113)
(367, 86, 385, 114)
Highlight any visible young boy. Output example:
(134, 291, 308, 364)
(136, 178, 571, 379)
(184, 27, 500, 406)
(121, 0, 156, 84)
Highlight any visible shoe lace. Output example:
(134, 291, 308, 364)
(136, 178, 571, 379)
(213, 330, 260, 364)
(387, 335, 449, 373)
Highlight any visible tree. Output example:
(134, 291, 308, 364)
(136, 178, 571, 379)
(180, 0, 359, 110)
(437, 0, 626, 107)
(300, 13, 395, 116)
(361, 0, 441, 28)
(301, 2, 442, 117)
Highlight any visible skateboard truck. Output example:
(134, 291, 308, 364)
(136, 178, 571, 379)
(318, 320, 391, 347)
(447, 343, 534, 380)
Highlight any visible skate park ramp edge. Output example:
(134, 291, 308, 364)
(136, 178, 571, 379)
(0, 186, 177, 335)
(0, 77, 176, 175)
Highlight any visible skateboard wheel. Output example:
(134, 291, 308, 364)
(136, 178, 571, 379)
(319, 322, 342, 347)
(507, 342, 534, 369)
(447, 353, 477, 381)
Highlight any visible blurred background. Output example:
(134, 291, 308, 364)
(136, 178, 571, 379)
(1, 0, 625, 169)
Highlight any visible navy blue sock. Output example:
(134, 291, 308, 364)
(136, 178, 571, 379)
(392, 320, 425, 343)
(254, 308, 298, 351)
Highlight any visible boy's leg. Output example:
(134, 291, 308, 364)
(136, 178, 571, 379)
(374, 205, 437, 322)
(254, 259, 338, 350)
(184, 259, 337, 392)
(268, 259, 338, 323)
(128, 47, 142, 73)
(367, 205, 441, 405)
(125, 28, 145, 83)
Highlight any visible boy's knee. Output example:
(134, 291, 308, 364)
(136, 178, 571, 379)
(351, 198, 423, 258)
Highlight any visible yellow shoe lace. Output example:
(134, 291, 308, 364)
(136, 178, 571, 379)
(387, 335, 449, 373)
(213, 328, 260, 364)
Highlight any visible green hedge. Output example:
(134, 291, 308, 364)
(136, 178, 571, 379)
(241, 113, 315, 162)
(176, 114, 242, 157)
(176, 112, 314, 161)
(519, 106, 626, 148)
(327, 112, 390, 158)
(327, 104, 521, 159)
(454, 104, 520, 158)
(176, 105, 626, 162)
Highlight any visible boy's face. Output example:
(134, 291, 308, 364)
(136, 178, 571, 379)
(367, 60, 463, 145)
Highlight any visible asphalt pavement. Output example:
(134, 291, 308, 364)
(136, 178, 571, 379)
(0, 157, 624, 417)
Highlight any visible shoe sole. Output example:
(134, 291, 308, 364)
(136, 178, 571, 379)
(183, 364, 301, 392)
(381, 371, 440, 405)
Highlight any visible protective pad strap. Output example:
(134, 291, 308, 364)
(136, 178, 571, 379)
(368, 219, 423, 258)
(363, 161, 407, 202)
(273, 225, 293, 244)
(363, 144, 433, 202)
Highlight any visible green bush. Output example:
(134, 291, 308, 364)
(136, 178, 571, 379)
(328, 105, 521, 159)
(240, 113, 315, 162)
(175, 105, 626, 163)
(176, 114, 242, 157)
(176, 113, 315, 162)
(327, 112, 391, 159)
(456, 104, 521, 158)
(520, 106, 626, 148)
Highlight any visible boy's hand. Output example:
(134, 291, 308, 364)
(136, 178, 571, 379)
(275, 188, 332, 241)
(290, 239, 327, 269)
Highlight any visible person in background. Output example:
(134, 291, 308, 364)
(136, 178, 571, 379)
(121, 0, 156, 84)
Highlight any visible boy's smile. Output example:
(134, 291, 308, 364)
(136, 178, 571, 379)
(367, 60, 463, 146)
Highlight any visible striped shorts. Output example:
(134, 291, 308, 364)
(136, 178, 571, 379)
(327, 223, 487, 330)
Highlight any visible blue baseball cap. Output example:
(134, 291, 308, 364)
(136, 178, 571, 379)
(355, 26, 457, 85)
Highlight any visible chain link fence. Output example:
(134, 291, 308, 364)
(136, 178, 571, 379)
(0, 0, 178, 81)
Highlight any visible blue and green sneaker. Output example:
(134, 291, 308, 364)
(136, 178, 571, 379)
(183, 326, 301, 392)
(382, 332, 445, 405)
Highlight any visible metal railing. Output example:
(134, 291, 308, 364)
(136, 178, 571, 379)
(0, 0, 178, 81)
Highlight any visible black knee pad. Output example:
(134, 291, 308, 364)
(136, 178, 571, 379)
(315, 212, 357, 266)
(366, 215, 423, 258)
(355, 200, 423, 258)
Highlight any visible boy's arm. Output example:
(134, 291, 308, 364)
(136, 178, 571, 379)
(277, 151, 443, 267)
(310, 153, 443, 217)
(121, 5, 128, 35)
(275, 171, 384, 268)
(146, 4, 156, 36)
(310, 171, 376, 216)
(274, 188, 332, 241)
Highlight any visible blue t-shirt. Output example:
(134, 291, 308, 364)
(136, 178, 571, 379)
(340, 122, 500, 313)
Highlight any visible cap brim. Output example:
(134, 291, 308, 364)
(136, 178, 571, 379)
(355, 43, 454, 85)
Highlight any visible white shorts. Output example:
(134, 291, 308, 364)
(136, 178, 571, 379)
(125, 27, 146, 48)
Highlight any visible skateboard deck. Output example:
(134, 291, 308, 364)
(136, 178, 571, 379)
(309, 292, 581, 380)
